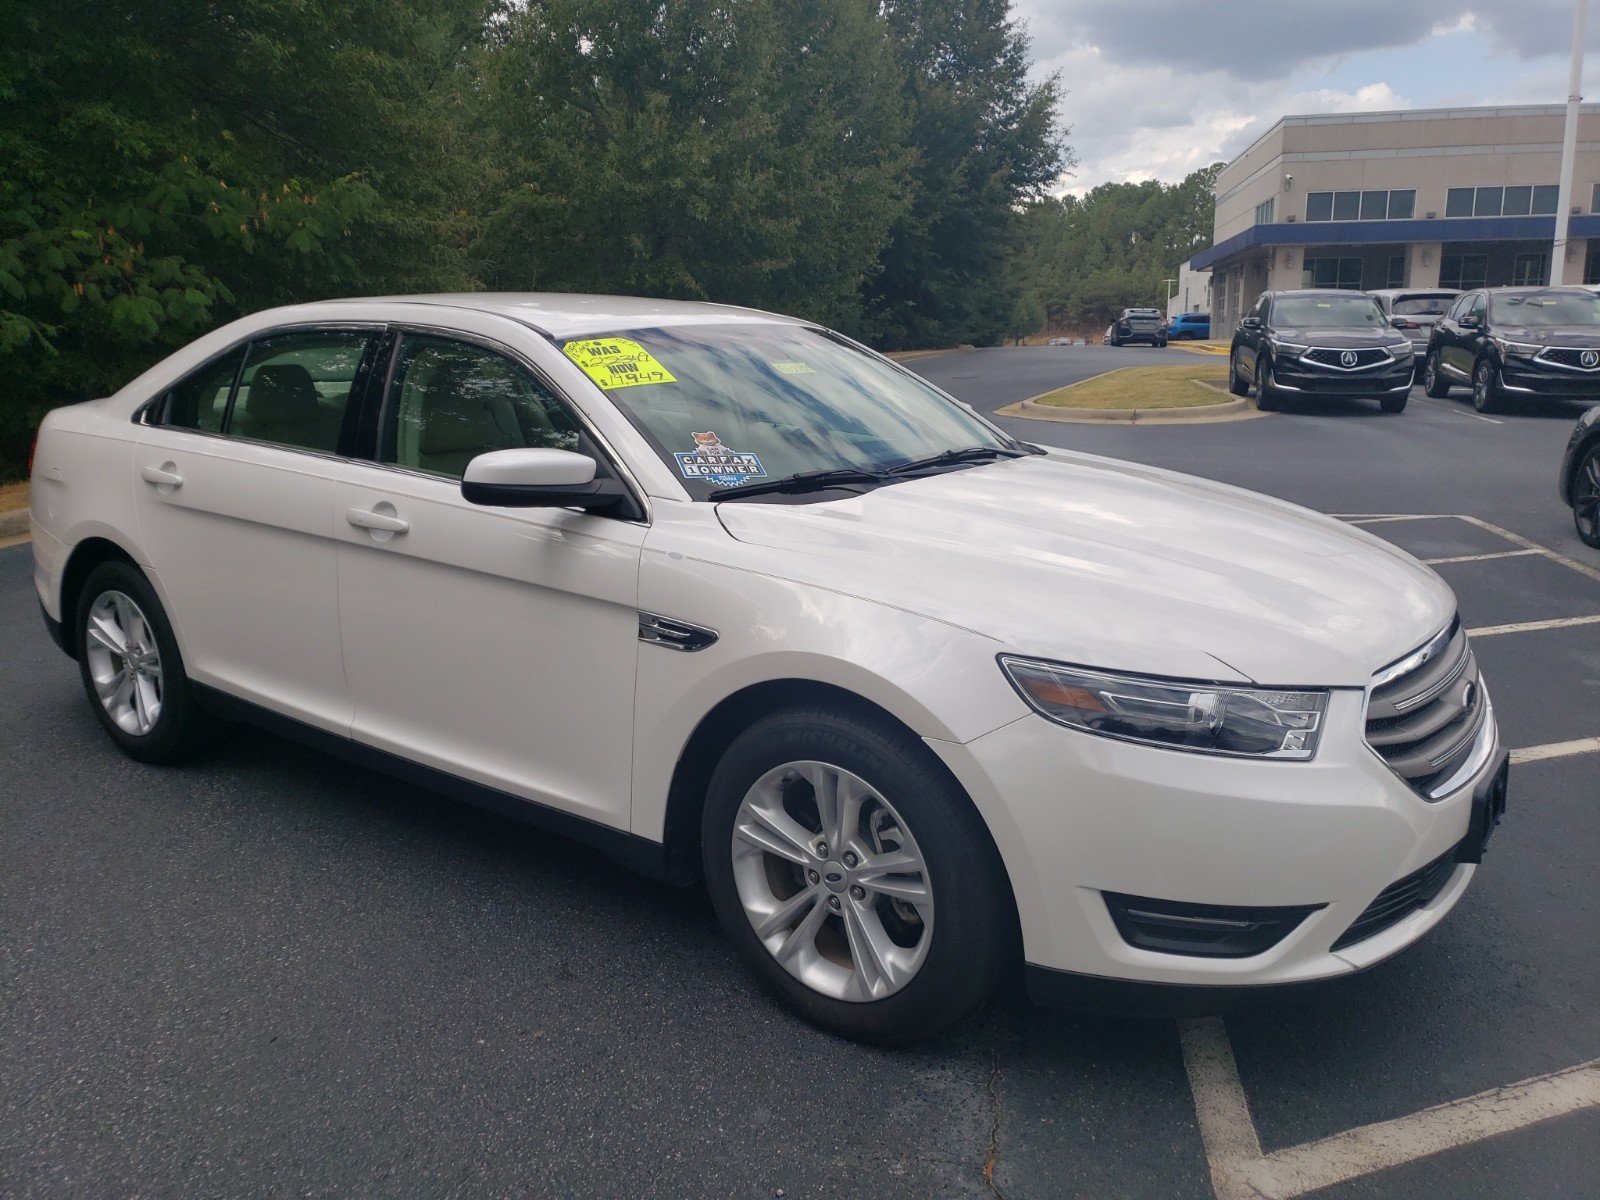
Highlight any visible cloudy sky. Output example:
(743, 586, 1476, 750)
(1013, 2, 1598, 193)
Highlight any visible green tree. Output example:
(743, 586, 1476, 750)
(860, 0, 1067, 349)
(0, 0, 492, 475)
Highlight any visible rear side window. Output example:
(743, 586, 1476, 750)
(157, 347, 246, 432)
(229, 331, 374, 454)
(381, 335, 582, 478)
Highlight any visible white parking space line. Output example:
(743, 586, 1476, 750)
(1468, 614, 1600, 637)
(1510, 737, 1600, 765)
(1421, 548, 1541, 566)
(1342, 514, 1459, 525)
(1181, 1017, 1600, 1200)
(1453, 515, 1600, 585)
(1236, 1060, 1600, 1199)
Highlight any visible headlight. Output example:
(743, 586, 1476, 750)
(1491, 337, 1542, 358)
(999, 656, 1328, 760)
(1389, 340, 1415, 356)
(1268, 339, 1309, 356)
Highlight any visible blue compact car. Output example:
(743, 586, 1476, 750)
(1168, 312, 1211, 340)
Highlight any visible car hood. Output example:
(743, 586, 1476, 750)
(714, 454, 1453, 687)
(1492, 325, 1600, 346)
(1272, 328, 1410, 350)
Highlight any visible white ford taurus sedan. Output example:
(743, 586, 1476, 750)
(28, 294, 1509, 1043)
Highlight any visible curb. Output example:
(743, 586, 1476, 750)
(998, 378, 1264, 425)
(887, 346, 977, 364)
(1170, 342, 1230, 356)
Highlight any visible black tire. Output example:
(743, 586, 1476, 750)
(1254, 356, 1280, 411)
(1472, 357, 1504, 414)
(1380, 392, 1408, 414)
(74, 560, 211, 764)
(1156, 340, 1168, 348)
(1228, 350, 1249, 396)
(1109, 336, 1121, 348)
(1423, 350, 1452, 398)
(1572, 444, 1600, 549)
(701, 706, 1015, 1045)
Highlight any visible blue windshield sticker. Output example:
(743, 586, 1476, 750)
(674, 431, 767, 487)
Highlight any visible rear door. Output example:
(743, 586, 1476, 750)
(330, 329, 647, 828)
(133, 326, 382, 732)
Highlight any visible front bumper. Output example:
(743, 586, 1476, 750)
(927, 687, 1502, 993)
(1273, 358, 1414, 396)
(1500, 358, 1600, 398)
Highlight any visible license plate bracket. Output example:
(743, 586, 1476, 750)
(1455, 751, 1510, 864)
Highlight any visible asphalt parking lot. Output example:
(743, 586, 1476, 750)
(3, 344, 1597, 1199)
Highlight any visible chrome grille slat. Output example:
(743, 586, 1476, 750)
(1364, 619, 1484, 799)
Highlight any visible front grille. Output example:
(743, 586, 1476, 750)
(1535, 346, 1600, 371)
(1330, 846, 1461, 951)
(1302, 346, 1391, 370)
(1365, 619, 1486, 798)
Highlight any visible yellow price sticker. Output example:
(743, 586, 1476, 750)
(563, 338, 677, 389)
(771, 360, 814, 375)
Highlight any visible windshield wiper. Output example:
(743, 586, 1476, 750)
(884, 445, 1030, 475)
(710, 467, 891, 501)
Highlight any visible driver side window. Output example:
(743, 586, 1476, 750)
(382, 335, 582, 478)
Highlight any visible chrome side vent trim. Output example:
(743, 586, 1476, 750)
(638, 612, 718, 653)
(1364, 617, 1489, 800)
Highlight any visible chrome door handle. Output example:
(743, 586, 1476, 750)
(346, 507, 409, 534)
(140, 465, 184, 488)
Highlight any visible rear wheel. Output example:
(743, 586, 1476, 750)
(1228, 351, 1249, 396)
(1472, 357, 1505, 414)
(702, 706, 1014, 1045)
(1254, 356, 1280, 411)
(1573, 444, 1600, 549)
(75, 560, 210, 763)
(1423, 350, 1452, 398)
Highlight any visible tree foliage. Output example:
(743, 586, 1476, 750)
(0, 0, 1067, 476)
(1018, 163, 1224, 334)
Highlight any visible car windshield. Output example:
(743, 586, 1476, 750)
(1391, 296, 1454, 316)
(560, 324, 1013, 498)
(1496, 291, 1600, 327)
(1272, 295, 1386, 328)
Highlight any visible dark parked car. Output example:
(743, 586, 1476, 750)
(1423, 287, 1600, 413)
(1108, 308, 1166, 347)
(1167, 311, 1211, 341)
(1227, 290, 1415, 413)
(1367, 289, 1458, 378)
(1560, 406, 1600, 548)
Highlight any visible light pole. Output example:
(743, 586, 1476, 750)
(1553, 0, 1588, 285)
(1163, 277, 1178, 315)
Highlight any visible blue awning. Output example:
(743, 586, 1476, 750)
(1189, 214, 1600, 271)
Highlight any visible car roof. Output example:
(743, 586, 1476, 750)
(1482, 285, 1593, 295)
(1269, 289, 1375, 299)
(1366, 289, 1458, 298)
(311, 292, 807, 339)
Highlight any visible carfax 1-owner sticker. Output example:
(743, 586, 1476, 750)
(562, 338, 677, 389)
(674, 431, 766, 487)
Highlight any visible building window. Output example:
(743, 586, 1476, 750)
(1586, 242, 1600, 284)
(1302, 256, 1363, 289)
(1254, 197, 1275, 225)
(1512, 252, 1549, 286)
(1440, 253, 1489, 289)
(1388, 255, 1406, 287)
(1592, 183, 1600, 214)
(1446, 184, 1560, 217)
(1306, 189, 1416, 222)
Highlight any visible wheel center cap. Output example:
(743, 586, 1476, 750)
(821, 861, 848, 893)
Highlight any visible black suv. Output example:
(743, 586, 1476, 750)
(1108, 308, 1166, 347)
(1228, 290, 1415, 412)
(1423, 287, 1600, 413)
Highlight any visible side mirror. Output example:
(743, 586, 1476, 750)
(1458, 314, 1480, 330)
(1240, 316, 1263, 330)
(1389, 315, 1409, 328)
(461, 448, 630, 513)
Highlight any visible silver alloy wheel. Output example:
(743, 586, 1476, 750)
(730, 760, 934, 1003)
(84, 590, 164, 736)
(1575, 449, 1600, 544)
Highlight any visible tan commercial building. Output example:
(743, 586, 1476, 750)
(1192, 105, 1600, 337)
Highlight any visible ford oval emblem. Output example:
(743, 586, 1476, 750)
(1340, 350, 1358, 367)
(1582, 350, 1598, 368)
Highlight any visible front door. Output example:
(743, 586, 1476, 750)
(133, 327, 381, 732)
(331, 332, 646, 828)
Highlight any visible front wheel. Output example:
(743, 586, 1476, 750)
(75, 560, 211, 763)
(1573, 444, 1600, 549)
(1380, 392, 1409, 414)
(1423, 350, 1452, 397)
(1228, 351, 1249, 396)
(1254, 357, 1280, 411)
(1473, 357, 1505, 414)
(702, 707, 1014, 1045)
